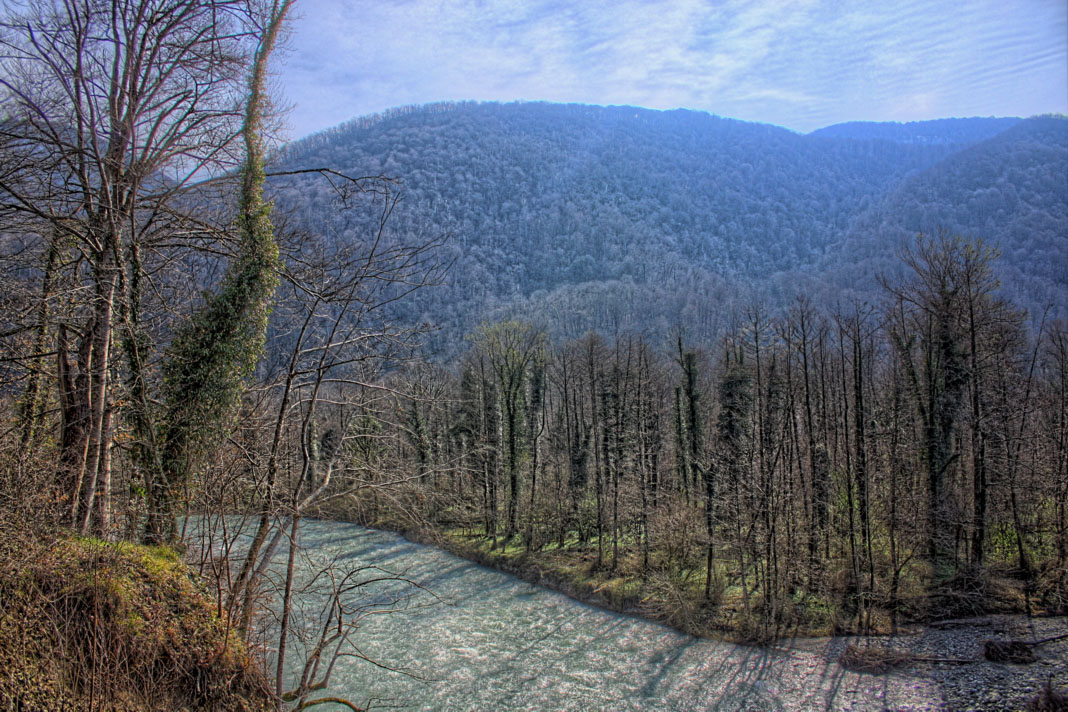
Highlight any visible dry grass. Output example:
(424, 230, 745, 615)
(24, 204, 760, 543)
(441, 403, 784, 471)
(1029, 678, 1068, 711)
(838, 643, 914, 674)
(0, 517, 272, 711)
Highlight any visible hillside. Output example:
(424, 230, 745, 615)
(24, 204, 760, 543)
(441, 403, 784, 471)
(809, 117, 1022, 144)
(0, 522, 271, 711)
(267, 102, 1066, 348)
(832, 115, 1068, 310)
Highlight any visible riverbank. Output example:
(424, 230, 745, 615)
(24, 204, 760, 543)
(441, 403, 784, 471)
(351, 509, 1038, 642)
(407, 526, 1068, 711)
(0, 522, 272, 711)
(348, 513, 831, 641)
(803, 615, 1068, 711)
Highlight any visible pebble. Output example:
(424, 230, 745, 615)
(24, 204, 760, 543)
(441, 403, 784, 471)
(811, 614, 1068, 712)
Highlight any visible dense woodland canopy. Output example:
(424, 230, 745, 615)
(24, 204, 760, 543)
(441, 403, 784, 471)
(270, 103, 1067, 353)
(0, 5, 1066, 705)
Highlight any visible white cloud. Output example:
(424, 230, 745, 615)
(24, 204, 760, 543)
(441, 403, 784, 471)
(277, 0, 1068, 138)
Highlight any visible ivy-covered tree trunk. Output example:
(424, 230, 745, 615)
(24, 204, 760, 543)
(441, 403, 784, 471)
(144, 0, 293, 545)
(717, 345, 753, 609)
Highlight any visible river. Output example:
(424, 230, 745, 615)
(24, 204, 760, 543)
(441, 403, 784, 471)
(214, 518, 945, 711)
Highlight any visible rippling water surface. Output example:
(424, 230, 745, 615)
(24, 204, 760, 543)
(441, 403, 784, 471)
(221, 519, 942, 711)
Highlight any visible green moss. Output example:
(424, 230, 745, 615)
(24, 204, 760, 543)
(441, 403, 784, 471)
(0, 531, 271, 711)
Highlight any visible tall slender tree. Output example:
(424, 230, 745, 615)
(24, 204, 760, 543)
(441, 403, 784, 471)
(0, 0, 264, 533)
(146, 0, 295, 544)
(471, 321, 545, 542)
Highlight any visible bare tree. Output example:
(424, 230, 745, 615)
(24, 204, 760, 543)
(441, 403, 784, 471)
(469, 321, 546, 543)
(0, 0, 260, 532)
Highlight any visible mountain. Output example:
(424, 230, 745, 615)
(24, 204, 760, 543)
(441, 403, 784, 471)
(832, 115, 1068, 311)
(267, 102, 1066, 351)
(809, 117, 1022, 144)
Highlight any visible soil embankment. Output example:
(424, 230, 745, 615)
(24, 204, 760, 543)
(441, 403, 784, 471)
(0, 527, 271, 711)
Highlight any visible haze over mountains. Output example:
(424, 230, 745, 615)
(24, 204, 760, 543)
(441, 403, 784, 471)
(269, 102, 1067, 352)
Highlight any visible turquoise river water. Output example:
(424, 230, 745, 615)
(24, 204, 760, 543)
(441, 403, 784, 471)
(203, 518, 945, 711)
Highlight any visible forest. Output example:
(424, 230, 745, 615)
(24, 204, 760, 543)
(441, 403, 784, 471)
(0, 1, 1066, 710)
(344, 235, 1068, 641)
(269, 103, 1067, 354)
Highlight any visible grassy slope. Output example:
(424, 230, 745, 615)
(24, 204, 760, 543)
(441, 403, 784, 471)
(0, 526, 272, 711)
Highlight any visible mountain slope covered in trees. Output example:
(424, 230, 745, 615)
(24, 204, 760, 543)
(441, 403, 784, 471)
(833, 115, 1068, 310)
(810, 117, 1022, 144)
(270, 103, 1066, 350)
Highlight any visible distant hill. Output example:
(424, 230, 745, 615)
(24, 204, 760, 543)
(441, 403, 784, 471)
(831, 115, 1068, 311)
(810, 117, 1022, 145)
(267, 102, 1065, 352)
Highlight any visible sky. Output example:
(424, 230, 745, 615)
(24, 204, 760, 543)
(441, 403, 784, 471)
(277, 0, 1068, 139)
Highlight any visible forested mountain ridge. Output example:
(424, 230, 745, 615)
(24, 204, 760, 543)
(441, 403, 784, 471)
(834, 115, 1068, 311)
(809, 116, 1023, 144)
(268, 102, 1066, 348)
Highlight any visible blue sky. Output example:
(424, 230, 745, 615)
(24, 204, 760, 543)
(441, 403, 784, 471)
(278, 0, 1068, 139)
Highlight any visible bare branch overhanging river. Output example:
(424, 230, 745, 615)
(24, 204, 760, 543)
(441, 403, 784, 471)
(199, 518, 955, 711)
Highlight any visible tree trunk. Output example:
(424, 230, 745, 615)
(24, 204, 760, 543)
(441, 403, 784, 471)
(78, 255, 118, 534)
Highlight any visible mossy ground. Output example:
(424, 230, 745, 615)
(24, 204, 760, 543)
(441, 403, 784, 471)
(402, 523, 1056, 644)
(0, 524, 272, 711)
(431, 529, 806, 641)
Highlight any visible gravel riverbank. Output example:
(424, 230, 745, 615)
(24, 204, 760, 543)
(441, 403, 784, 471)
(785, 614, 1068, 711)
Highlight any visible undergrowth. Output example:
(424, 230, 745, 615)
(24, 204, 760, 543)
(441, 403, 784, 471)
(0, 517, 272, 711)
